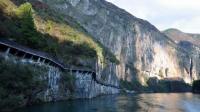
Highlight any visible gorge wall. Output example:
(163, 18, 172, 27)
(0, 0, 120, 104)
(38, 64, 119, 101)
(37, 0, 200, 85)
(0, 49, 119, 103)
(3, 0, 200, 111)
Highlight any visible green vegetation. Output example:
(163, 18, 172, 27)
(0, 56, 77, 111)
(120, 79, 146, 91)
(0, 0, 119, 68)
(120, 80, 135, 90)
(15, 3, 49, 49)
(120, 76, 192, 92)
(0, 57, 47, 111)
(0, 1, 49, 51)
(147, 77, 191, 92)
(61, 72, 76, 93)
(0, 0, 120, 109)
(147, 78, 169, 92)
(192, 80, 200, 93)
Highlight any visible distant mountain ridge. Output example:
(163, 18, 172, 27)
(163, 28, 200, 47)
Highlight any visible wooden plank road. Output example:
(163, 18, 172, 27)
(0, 38, 120, 89)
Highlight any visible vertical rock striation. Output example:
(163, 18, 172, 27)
(37, 0, 200, 86)
(1, 52, 120, 100)
(74, 71, 119, 98)
(44, 66, 61, 101)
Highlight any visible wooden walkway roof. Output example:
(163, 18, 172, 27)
(0, 38, 66, 69)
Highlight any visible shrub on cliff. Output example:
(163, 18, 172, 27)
(147, 78, 191, 93)
(0, 58, 46, 111)
(61, 72, 76, 93)
(14, 2, 47, 49)
(120, 79, 145, 91)
(0, 0, 120, 68)
(192, 80, 200, 93)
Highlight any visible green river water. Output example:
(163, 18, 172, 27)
(16, 93, 200, 112)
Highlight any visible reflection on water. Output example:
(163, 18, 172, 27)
(16, 93, 200, 112)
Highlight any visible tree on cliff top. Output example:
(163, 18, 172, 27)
(15, 2, 46, 48)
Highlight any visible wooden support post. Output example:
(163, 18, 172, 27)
(70, 69, 72, 75)
(42, 59, 46, 64)
(5, 47, 10, 55)
(28, 55, 33, 63)
(4, 47, 11, 59)
(30, 56, 33, 60)
(22, 53, 26, 58)
(37, 57, 41, 63)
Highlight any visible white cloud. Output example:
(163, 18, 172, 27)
(170, 16, 200, 33)
(106, 0, 200, 33)
(106, 0, 157, 20)
(155, 0, 200, 11)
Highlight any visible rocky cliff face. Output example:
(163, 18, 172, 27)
(164, 28, 200, 47)
(39, 64, 119, 101)
(0, 0, 120, 100)
(36, 62, 119, 100)
(38, 0, 200, 85)
(1, 53, 119, 102)
(163, 29, 200, 81)
(74, 71, 119, 98)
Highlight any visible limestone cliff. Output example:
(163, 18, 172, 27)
(0, 0, 120, 102)
(163, 29, 200, 81)
(37, 0, 200, 85)
(164, 28, 200, 47)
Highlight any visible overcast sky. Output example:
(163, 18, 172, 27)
(106, 0, 200, 33)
